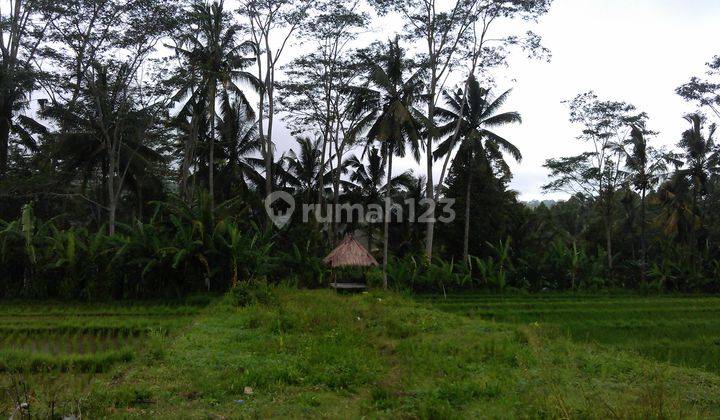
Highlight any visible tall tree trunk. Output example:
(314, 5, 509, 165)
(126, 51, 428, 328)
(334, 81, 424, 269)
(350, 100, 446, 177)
(604, 202, 613, 279)
(208, 84, 216, 210)
(318, 92, 332, 240)
(333, 174, 340, 242)
(264, 67, 274, 198)
(382, 143, 392, 289)
(108, 198, 117, 236)
(327, 150, 335, 243)
(137, 182, 143, 223)
(425, 65, 437, 262)
(100, 158, 109, 226)
(462, 174, 472, 263)
(257, 85, 267, 194)
(640, 186, 647, 284)
(181, 112, 198, 203)
(319, 133, 329, 239)
(333, 138, 342, 245)
(690, 185, 699, 269)
(0, 108, 10, 179)
(367, 228, 374, 256)
(107, 151, 116, 236)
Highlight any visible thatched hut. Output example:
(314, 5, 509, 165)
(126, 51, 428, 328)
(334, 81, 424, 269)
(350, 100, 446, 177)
(323, 236, 378, 289)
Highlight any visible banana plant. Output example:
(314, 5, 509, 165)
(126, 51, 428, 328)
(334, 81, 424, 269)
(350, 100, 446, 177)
(214, 221, 274, 287)
(648, 259, 677, 291)
(164, 216, 210, 290)
(281, 240, 323, 288)
(19, 204, 41, 293)
(21, 204, 37, 266)
(570, 241, 581, 290)
(387, 255, 418, 290)
(486, 237, 513, 292)
(45, 225, 80, 297)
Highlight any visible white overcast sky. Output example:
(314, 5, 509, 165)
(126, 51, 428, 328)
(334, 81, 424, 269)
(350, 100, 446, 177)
(497, 0, 720, 201)
(268, 0, 720, 201)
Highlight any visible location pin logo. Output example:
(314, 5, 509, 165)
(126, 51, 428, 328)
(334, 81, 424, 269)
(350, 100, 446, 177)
(264, 191, 295, 228)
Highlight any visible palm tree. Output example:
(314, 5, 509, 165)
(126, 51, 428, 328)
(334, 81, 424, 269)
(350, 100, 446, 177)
(435, 76, 522, 262)
(657, 174, 696, 243)
(625, 125, 669, 283)
(678, 115, 719, 216)
(675, 114, 719, 261)
(394, 172, 426, 255)
(51, 62, 163, 235)
(0, 69, 37, 179)
(246, 152, 295, 197)
(345, 147, 412, 252)
(0, 0, 45, 180)
(346, 148, 385, 209)
(172, 0, 259, 207)
(351, 38, 423, 288)
(285, 136, 329, 203)
(215, 91, 260, 201)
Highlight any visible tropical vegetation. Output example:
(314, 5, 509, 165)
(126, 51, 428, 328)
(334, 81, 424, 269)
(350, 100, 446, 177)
(0, 0, 718, 299)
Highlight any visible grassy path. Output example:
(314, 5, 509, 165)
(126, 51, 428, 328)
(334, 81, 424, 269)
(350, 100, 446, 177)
(87, 289, 720, 418)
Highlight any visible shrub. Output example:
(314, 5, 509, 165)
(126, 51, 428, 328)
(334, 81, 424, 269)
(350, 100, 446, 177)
(226, 278, 276, 307)
(276, 242, 328, 288)
(365, 268, 384, 288)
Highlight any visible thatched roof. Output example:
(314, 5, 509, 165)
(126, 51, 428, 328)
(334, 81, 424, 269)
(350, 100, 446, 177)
(323, 236, 379, 268)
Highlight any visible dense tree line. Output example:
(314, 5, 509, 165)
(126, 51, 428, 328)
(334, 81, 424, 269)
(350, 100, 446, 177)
(0, 0, 717, 299)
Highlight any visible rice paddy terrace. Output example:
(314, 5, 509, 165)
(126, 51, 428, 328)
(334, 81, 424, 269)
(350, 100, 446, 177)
(0, 301, 206, 416)
(420, 294, 720, 375)
(0, 292, 719, 417)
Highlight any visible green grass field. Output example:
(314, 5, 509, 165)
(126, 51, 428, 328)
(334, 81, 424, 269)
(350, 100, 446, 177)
(1, 291, 720, 418)
(420, 294, 720, 375)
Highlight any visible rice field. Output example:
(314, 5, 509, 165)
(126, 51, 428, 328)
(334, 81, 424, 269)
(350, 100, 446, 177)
(0, 301, 206, 417)
(1, 291, 717, 417)
(420, 294, 720, 375)
(0, 302, 202, 373)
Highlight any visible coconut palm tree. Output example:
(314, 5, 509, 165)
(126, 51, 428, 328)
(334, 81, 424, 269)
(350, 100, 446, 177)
(172, 0, 259, 207)
(435, 76, 522, 262)
(657, 174, 696, 243)
(345, 148, 385, 209)
(675, 114, 719, 261)
(215, 91, 260, 201)
(284, 136, 333, 203)
(350, 38, 424, 288)
(344, 147, 413, 252)
(625, 125, 669, 283)
(678, 115, 719, 216)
